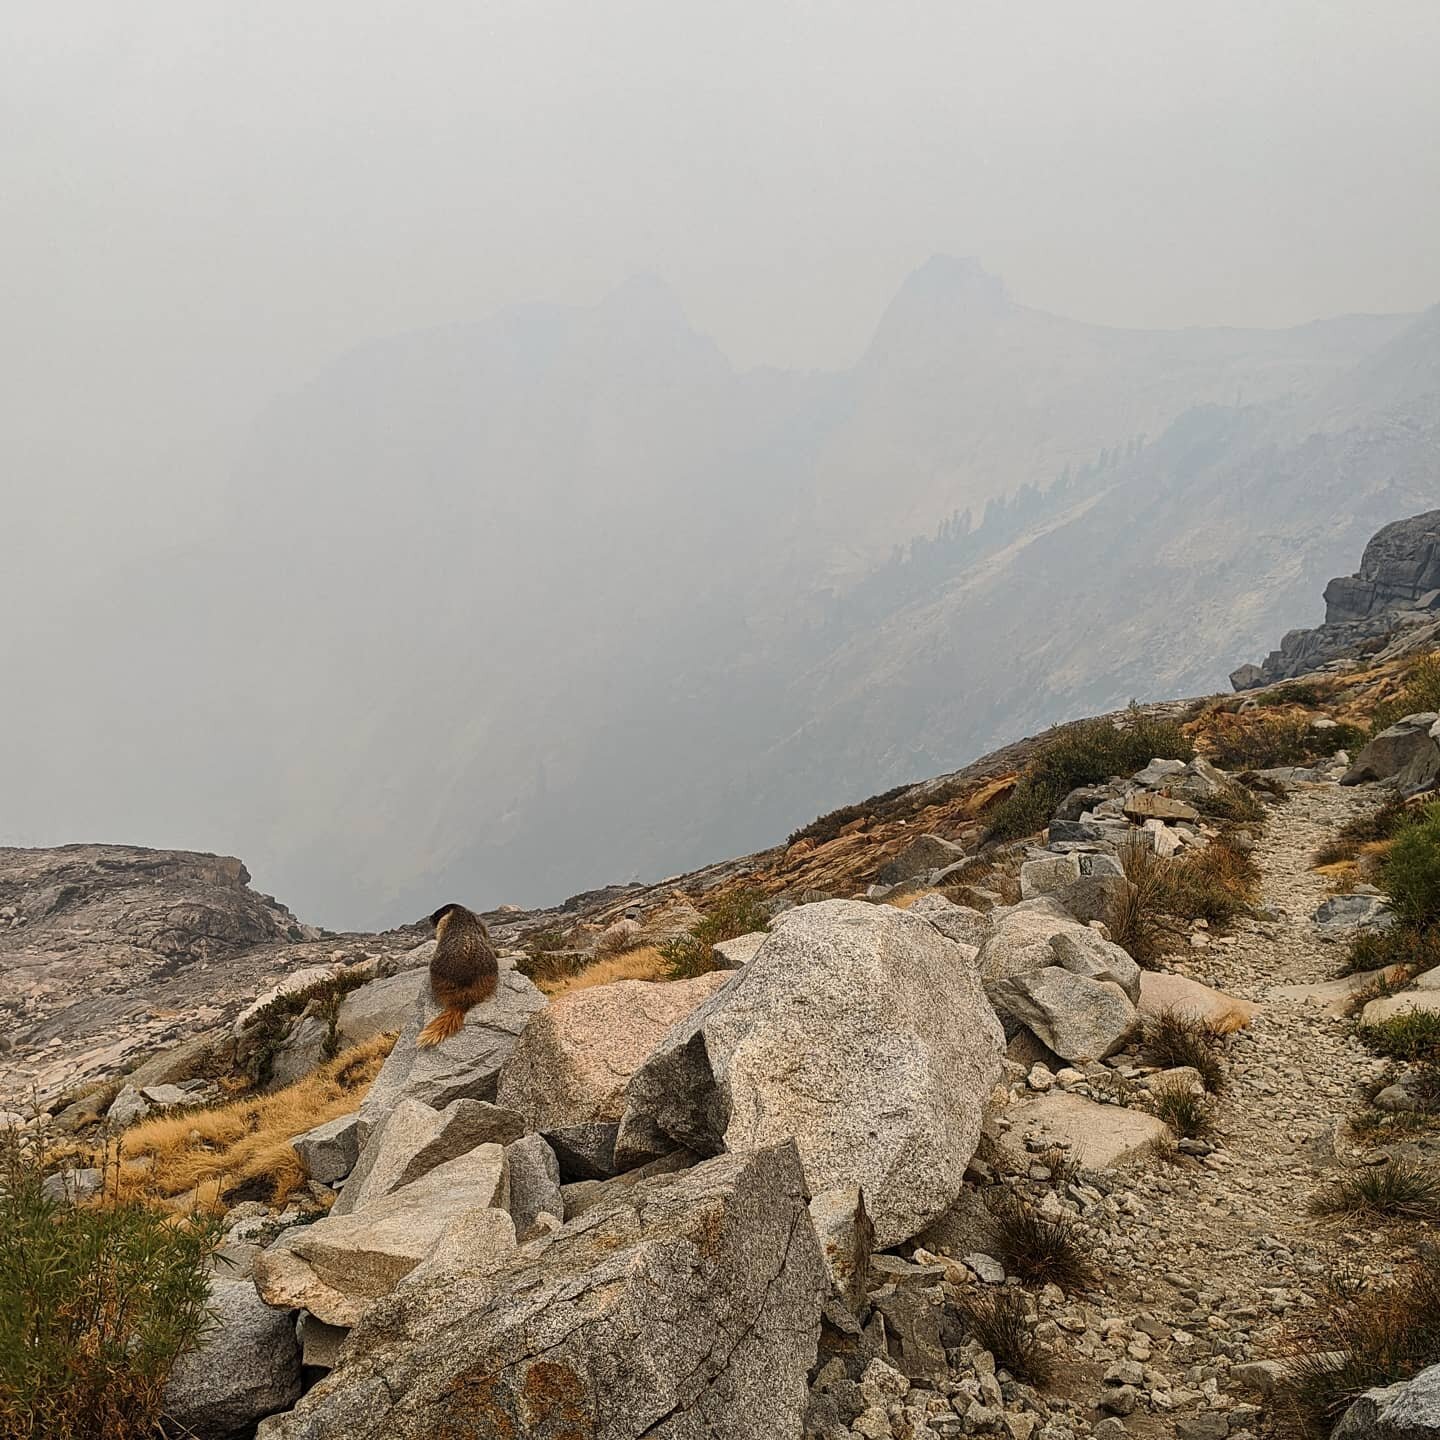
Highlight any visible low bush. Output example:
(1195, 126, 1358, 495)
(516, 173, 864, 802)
(1313, 798, 1409, 868)
(1205, 714, 1365, 770)
(1194, 781, 1266, 824)
(985, 1189, 1098, 1291)
(1359, 1009, 1440, 1067)
(950, 1287, 1052, 1386)
(1369, 652, 1440, 734)
(659, 887, 772, 979)
(240, 968, 375, 1084)
(1310, 1159, 1440, 1222)
(1142, 1007, 1228, 1093)
(1254, 682, 1324, 708)
(1379, 801, 1440, 928)
(1150, 1079, 1215, 1139)
(0, 1123, 221, 1440)
(786, 784, 915, 847)
(985, 708, 1194, 843)
(1341, 922, 1440, 978)
(1280, 1248, 1440, 1436)
(1113, 837, 1257, 961)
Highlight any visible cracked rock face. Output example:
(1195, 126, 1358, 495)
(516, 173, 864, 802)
(614, 899, 1005, 1248)
(255, 1143, 824, 1440)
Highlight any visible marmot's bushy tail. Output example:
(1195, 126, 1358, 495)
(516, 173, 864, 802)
(416, 1007, 468, 1048)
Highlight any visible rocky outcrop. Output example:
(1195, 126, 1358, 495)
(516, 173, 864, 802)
(615, 900, 1005, 1247)
(1342, 712, 1440, 793)
(356, 961, 546, 1138)
(253, 1146, 512, 1326)
(163, 1278, 302, 1438)
(1332, 1362, 1440, 1439)
(1232, 509, 1440, 688)
(255, 1144, 824, 1440)
(494, 972, 730, 1132)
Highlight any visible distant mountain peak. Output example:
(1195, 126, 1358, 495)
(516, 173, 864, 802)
(863, 255, 1015, 366)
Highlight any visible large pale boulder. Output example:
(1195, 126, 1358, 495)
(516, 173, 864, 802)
(614, 899, 1005, 1247)
(1360, 989, 1440, 1027)
(253, 1145, 510, 1327)
(875, 834, 967, 885)
(254, 1144, 824, 1440)
(164, 1278, 302, 1438)
(1342, 713, 1440, 788)
(1140, 971, 1256, 1031)
(1332, 1361, 1440, 1439)
(1007, 1092, 1170, 1169)
(987, 967, 1138, 1062)
(357, 960, 545, 1139)
(977, 897, 1138, 998)
(1019, 852, 1131, 925)
(907, 892, 988, 949)
(336, 970, 428, 1046)
(334, 1097, 524, 1215)
(494, 973, 731, 1132)
(292, 1114, 360, 1185)
(503, 1132, 563, 1238)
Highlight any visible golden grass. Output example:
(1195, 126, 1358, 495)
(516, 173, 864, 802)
(105, 1035, 393, 1212)
(538, 946, 671, 997)
(885, 888, 938, 910)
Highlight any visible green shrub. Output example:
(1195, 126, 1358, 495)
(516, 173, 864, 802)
(659, 887, 772, 979)
(240, 969, 373, 1084)
(1281, 1248, 1440, 1436)
(1341, 922, 1440, 978)
(786, 784, 914, 847)
(985, 707, 1194, 842)
(0, 1126, 221, 1440)
(1254, 682, 1323, 708)
(1380, 801, 1440, 927)
(1359, 1010, 1440, 1067)
(1370, 653, 1440, 734)
(1206, 715, 1365, 770)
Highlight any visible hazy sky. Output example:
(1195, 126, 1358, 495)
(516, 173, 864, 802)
(4, 1, 1439, 569)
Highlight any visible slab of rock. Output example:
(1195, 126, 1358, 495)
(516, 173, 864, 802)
(1122, 792, 1200, 824)
(356, 960, 545, 1140)
(334, 1097, 523, 1215)
(915, 1189, 998, 1258)
(293, 1113, 360, 1185)
(1342, 713, 1440, 787)
(615, 899, 1005, 1247)
(1313, 892, 1396, 940)
(164, 1278, 302, 1438)
(253, 1145, 510, 1327)
(336, 969, 428, 1046)
(253, 1144, 825, 1440)
(713, 930, 768, 968)
(1333, 1360, 1440, 1439)
(1138, 971, 1256, 1032)
(503, 1132, 563, 1238)
(495, 973, 730, 1133)
(907, 893, 989, 948)
(809, 1185, 874, 1311)
(875, 834, 967, 885)
(978, 897, 1138, 995)
(1360, 990, 1440, 1027)
(560, 1148, 699, 1221)
(987, 967, 1138, 1062)
(299, 1314, 349, 1372)
(1006, 1092, 1170, 1170)
(1019, 852, 1131, 925)
(106, 1085, 151, 1128)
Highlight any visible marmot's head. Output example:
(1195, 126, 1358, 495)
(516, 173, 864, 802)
(427, 902, 463, 930)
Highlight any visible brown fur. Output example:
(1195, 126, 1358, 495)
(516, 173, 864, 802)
(416, 902, 498, 1048)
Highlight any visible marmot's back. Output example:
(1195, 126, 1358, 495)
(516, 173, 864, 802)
(418, 903, 499, 1047)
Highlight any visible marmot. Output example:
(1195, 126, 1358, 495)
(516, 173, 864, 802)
(416, 902, 498, 1048)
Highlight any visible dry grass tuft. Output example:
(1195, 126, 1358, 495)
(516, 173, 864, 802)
(951, 1286, 1052, 1385)
(108, 1035, 392, 1211)
(1150, 1079, 1215, 1139)
(1143, 1007, 1229, 1094)
(1310, 1159, 1440, 1222)
(985, 1189, 1098, 1292)
(538, 946, 672, 996)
